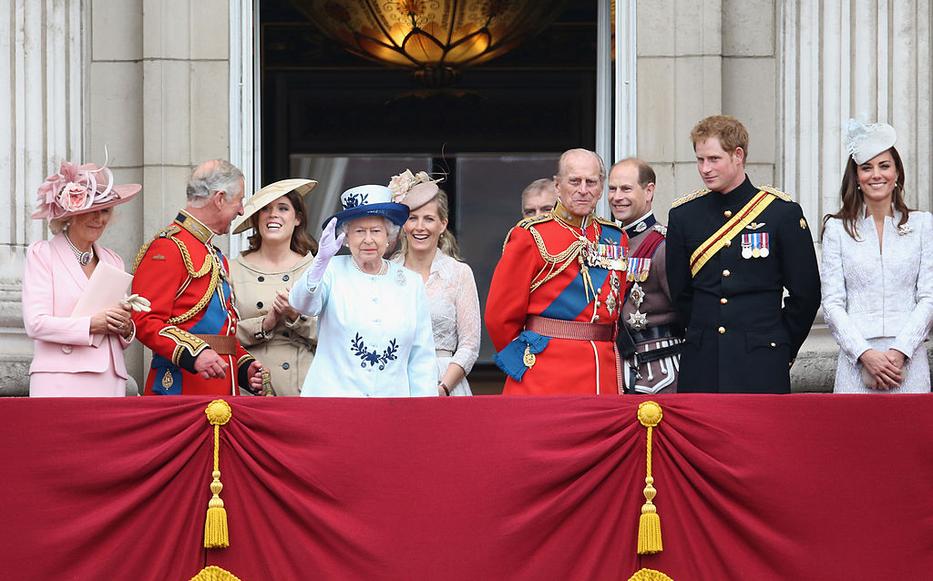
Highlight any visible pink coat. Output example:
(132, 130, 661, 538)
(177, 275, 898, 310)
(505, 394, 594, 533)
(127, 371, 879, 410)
(22, 234, 133, 396)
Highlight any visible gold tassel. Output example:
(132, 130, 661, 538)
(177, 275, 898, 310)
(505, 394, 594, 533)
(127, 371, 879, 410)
(203, 399, 232, 549)
(637, 401, 663, 555)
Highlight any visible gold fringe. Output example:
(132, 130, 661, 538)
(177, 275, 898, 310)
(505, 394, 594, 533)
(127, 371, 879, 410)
(628, 567, 674, 581)
(637, 401, 664, 555)
(204, 400, 232, 549)
(189, 565, 243, 581)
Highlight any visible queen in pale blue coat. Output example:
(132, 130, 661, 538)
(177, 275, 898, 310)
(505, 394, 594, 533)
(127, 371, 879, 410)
(290, 185, 437, 397)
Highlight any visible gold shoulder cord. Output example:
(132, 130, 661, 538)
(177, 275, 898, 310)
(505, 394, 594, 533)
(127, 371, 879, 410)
(167, 243, 221, 325)
(526, 226, 588, 292)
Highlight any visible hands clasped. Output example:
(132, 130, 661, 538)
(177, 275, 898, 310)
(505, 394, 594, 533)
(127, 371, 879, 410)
(859, 348, 906, 390)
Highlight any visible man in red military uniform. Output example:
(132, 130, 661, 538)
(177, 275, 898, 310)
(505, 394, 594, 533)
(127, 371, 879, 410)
(486, 149, 629, 395)
(132, 159, 264, 395)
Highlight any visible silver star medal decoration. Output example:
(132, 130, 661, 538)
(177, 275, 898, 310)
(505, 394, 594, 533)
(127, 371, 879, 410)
(627, 283, 648, 331)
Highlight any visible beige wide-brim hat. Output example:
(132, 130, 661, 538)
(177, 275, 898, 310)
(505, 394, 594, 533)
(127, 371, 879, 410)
(231, 178, 317, 234)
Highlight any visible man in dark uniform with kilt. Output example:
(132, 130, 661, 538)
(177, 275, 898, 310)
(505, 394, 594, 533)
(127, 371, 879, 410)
(666, 115, 821, 393)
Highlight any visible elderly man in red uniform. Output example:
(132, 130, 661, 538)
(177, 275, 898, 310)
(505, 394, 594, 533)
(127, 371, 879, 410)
(486, 149, 629, 395)
(132, 159, 264, 395)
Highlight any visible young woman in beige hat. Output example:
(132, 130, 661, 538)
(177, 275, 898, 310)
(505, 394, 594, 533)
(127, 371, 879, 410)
(23, 159, 141, 396)
(229, 179, 319, 396)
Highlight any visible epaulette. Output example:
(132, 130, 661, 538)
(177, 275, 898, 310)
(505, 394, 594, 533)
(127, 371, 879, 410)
(502, 214, 553, 254)
(671, 187, 711, 208)
(653, 223, 668, 236)
(594, 215, 622, 230)
(132, 224, 182, 272)
(759, 185, 794, 202)
(516, 213, 553, 229)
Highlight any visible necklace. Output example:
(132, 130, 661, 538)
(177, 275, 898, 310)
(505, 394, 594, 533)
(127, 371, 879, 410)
(64, 233, 94, 266)
(352, 258, 388, 276)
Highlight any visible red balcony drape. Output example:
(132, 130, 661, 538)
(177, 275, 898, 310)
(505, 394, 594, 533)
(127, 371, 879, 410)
(1, 395, 931, 580)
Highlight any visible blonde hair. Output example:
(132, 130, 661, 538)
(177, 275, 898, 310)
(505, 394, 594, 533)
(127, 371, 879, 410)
(399, 189, 463, 261)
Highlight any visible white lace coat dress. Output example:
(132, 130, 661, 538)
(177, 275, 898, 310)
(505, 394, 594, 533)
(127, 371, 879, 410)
(820, 210, 933, 392)
(396, 250, 481, 396)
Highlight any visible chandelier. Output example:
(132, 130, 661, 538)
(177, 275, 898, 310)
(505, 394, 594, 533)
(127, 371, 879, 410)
(292, 0, 567, 85)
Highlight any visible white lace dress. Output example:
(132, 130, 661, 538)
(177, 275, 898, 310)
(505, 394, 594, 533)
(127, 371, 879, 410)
(396, 250, 481, 395)
(821, 211, 933, 392)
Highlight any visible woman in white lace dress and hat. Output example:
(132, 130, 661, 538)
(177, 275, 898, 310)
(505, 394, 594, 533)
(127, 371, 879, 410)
(22, 159, 142, 396)
(229, 179, 319, 396)
(821, 119, 933, 392)
(390, 170, 481, 396)
(289, 184, 436, 397)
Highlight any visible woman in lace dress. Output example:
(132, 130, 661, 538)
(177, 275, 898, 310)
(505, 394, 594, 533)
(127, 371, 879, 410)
(821, 119, 932, 392)
(390, 170, 481, 396)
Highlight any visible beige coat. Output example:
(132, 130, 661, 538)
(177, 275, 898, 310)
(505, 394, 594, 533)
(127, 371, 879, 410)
(230, 253, 317, 395)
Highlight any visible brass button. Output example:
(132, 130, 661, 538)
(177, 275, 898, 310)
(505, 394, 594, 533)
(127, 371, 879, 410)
(770, 342, 777, 347)
(718, 326, 726, 334)
(724, 239, 732, 247)
(722, 269, 731, 277)
(720, 297, 728, 305)
(724, 210, 733, 218)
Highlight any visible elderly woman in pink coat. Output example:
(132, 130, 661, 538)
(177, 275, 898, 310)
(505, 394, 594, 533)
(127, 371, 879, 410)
(22, 160, 143, 397)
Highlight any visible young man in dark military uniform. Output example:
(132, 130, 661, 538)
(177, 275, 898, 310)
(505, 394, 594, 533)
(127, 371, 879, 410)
(666, 116, 821, 393)
(608, 158, 682, 394)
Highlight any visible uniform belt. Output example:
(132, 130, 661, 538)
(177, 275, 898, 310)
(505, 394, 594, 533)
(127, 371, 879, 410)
(194, 334, 237, 356)
(526, 316, 616, 342)
(435, 349, 454, 357)
(631, 325, 676, 344)
(637, 341, 683, 363)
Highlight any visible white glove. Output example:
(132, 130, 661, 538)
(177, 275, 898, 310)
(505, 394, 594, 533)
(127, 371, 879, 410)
(307, 217, 345, 284)
(122, 293, 152, 313)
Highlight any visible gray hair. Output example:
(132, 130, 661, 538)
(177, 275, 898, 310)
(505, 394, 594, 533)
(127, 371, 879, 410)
(556, 148, 606, 182)
(186, 159, 244, 206)
(337, 216, 401, 249)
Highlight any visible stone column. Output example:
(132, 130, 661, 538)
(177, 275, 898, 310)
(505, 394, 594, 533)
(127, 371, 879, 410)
(636, 0, 726, 223)
(0, 0, 84, 394)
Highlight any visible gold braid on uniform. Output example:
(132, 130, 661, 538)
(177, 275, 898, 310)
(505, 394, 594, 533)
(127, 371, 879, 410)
(526, 226, 590, 293)
(758, 184, 793, 201)
(171, 236, 214, 278)
(132, 224, 181, 272)
(168, 260, 220, 325)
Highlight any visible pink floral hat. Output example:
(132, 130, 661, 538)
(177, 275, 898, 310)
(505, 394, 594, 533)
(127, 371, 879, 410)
(32, 160, 141, 221)
(387, 169, 442, 211)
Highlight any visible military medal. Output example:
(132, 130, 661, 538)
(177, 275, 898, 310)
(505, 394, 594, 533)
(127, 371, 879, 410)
(627, 310, 648, 331)
(741, 234, 753, 259)
(626, 257, 651, 282)
(759, 232, 770, 257)
(523, 345, 536, 368)
(587, 241, 627, 271)
(630, 283, 645, 306)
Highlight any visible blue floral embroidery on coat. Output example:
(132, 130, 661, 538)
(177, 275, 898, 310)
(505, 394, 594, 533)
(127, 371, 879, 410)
(351, 333, 399, 370)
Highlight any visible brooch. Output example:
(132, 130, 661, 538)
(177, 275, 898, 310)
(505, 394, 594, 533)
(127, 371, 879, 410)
(896, 223, 912, 236)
